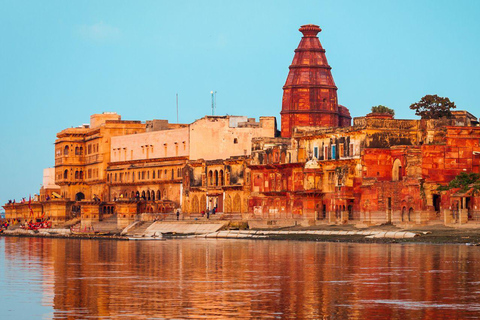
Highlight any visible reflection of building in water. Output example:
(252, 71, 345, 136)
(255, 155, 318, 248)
(3, 238, 480, 319)
(3, 24, 480, 228)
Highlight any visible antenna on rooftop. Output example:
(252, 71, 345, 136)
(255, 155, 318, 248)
(211, 90, 217, 115)
(176, 93, 179, 124)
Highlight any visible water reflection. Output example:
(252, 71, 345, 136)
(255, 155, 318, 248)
(1, 237, 480, 319)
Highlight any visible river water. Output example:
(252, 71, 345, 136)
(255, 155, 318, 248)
(1, 237, 480, 319)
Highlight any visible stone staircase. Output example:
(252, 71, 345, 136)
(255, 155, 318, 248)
(126, 221, 155, 237)
(91, 215, 121, 234)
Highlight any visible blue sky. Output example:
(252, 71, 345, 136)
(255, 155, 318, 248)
(1, 0, 479, 206)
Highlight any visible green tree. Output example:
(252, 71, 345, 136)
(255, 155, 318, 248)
(371, 105, 395, 116)
(437, 172, 480, 194)
(409, 94, 456, 119)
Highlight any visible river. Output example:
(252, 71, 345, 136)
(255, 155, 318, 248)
(1, 237, 480, 319)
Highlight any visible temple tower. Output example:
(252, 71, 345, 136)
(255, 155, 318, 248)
(281, 24, 351, 138)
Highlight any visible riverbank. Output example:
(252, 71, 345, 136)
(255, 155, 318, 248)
(2, 223, 480, 245)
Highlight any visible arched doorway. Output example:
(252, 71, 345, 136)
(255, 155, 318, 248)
(75, 192, 85, 201)
(392, 159, 402, 181)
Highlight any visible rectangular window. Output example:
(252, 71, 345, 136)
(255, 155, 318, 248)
(331, 145, 336, 160)
(313, 146, 319, 159)
(339, 144, 344, 158)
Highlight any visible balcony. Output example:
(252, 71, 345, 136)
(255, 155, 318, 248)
(55, 156, 85, 166)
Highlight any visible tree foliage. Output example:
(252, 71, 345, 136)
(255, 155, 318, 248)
(437, 172, 480, 194)
(409, 94, 456, 119)
(371, 105, 395, 116)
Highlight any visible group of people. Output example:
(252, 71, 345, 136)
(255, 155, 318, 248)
(21, 219, 52, 231)
(201, 207, 217, 219)
(1, 221, 9, 230)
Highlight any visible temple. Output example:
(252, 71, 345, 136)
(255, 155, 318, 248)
(4, 25, 480, 230)
(281, 24, 351, 138)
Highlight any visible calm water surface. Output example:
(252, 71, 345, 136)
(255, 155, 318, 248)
(1, 237, 480, 319)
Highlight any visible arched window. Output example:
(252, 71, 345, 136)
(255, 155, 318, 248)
(64, 146, 69, 156)
(392, 159, 402, 181)
(215, 170, 219, 186)
(75, 171, 79, 179)
(79, 147, 83, 155)
(219, 170, 224, 186)
(157, 190, 161, 201)
(75, 147, 79, 155)
(151, 191, 155, 201)
(141, 191, 146, 200)
(64, 169, 68, 179)
(79, 171, 83, 180)
(234, 138, 238, 144)
(75, 192, 85, 201)
(131, 191, 135, 199)
(147, 191, 151, 201)
(208, 170, 213, 186)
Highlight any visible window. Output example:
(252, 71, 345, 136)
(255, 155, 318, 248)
(234, 138, 238, 144)
(64, 146, 69, 156)
(331, 145, 336, 160)
(313, 146, 319, 159)
(328, 172, 335, 185)
(350, 144, 354, 156)
(392, 159, 402, 181)
(339, 144, 344, 158)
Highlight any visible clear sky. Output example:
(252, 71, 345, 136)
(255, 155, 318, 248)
(1, 0, 479, 207)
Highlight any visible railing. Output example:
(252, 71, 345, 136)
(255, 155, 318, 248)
(55, 156, 85, 165)
(85, 154, 103, 164)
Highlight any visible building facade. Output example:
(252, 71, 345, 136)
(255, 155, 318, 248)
(4, 24, 480, 229)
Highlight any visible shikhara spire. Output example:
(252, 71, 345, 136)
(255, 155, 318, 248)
(281, 24, 351, 137)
